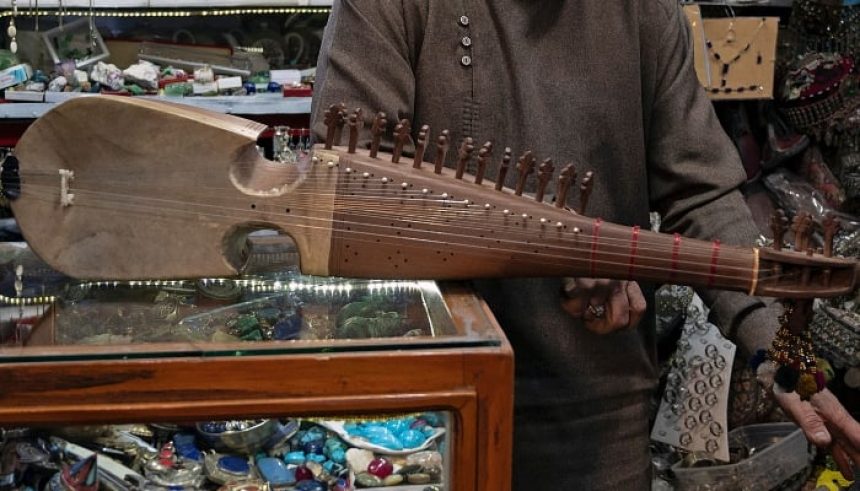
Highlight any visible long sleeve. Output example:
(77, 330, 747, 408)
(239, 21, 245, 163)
(643, 1, 778, 355)
(311, 0, 422, 146)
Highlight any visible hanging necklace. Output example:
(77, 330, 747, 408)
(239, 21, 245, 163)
(703, 18, 767, 94)
(7, 0, 17, 54)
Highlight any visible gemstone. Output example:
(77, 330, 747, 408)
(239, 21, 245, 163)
(355, 472, 383, 487)
(303, 440, 324, 455)
(383, 474, 405, 485)
(218, 456, 250, 475)
(367, 458, 394, 478)
(295, 480, 326, 491)
(284, 451, 305, 465)
(400, 429, 426, 449)
(294, 466, 313, 482)
(256, 457, 296, 486)
(407, 473, 432, 484)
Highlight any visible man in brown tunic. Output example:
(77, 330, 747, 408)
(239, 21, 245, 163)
(311, 0, 860, 488)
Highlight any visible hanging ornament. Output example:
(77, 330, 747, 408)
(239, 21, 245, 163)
(8, 0, 17, 54)
(88, 0, 96, 49)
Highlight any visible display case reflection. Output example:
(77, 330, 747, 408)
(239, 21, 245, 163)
(0, 241, 457, 348)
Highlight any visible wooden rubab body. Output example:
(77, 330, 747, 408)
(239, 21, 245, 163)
(4, 97, 857, 299)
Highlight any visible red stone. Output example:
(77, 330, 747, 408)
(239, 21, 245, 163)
(367, 458, 394, 478)
(295, 465, 314, 482)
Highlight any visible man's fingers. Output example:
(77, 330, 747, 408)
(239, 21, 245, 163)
(774, 390, 832, 447)
(832, 442, 856, 480)
(812, 389, 860, 449)
(626, 281, 647, 329)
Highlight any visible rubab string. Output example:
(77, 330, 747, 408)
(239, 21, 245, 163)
(16, 182, 775, 288)
(18, 178, 757, 271)
(19, 174, 759, 265)
(14, 166, 775, 264)
(18, 174, 760, 270)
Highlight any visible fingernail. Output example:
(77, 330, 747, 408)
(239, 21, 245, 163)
(814, 431, 830, 445)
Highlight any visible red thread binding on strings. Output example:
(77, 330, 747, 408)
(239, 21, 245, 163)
(628, 225, 641, 280)
(670, 234, 681, 280)
(590, 218, 603, 277)
(708, 240, 721, 287)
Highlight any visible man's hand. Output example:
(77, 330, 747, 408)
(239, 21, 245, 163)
(776, 388, 860, 478)
(561, 278, 647, 334)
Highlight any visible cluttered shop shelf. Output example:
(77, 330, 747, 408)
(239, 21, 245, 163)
(0, 1, 328, 144)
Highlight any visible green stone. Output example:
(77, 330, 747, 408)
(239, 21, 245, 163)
(407, 473, 432, 484)
(382, 474, 404, 486)
(355, 472, 382, 487)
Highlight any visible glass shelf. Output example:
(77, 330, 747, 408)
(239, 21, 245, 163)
(0, 242, 501, 363)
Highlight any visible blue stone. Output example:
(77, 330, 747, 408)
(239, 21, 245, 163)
(421, 412, 442, 426)
(384, 418, 409, 435)
(295, 480, 326, 491)
(284, 451, 306, 466)
(303, 440, 324, 455)
(172, 433, 201, 461)
(362, 426, 402, 450)
(267, 81, 282, 93)
(329, 448, 346, 464)
(300, 427, 325, 444)
(399, 429, 425, 449)
(218, 455, 250, 475)
(243, 82, 256, 94)
(257, 457, 296, 486)
(273, 314, 302, 340)
(307, 453, 326, 464)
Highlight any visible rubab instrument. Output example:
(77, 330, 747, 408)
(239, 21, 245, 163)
(1, 97, 856, 301)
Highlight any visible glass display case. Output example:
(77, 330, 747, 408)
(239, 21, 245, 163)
(0, 243, 514, 490)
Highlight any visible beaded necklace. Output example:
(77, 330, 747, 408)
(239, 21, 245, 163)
(703, 17, 767, 95)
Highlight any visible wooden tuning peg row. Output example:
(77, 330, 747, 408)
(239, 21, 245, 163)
(392, 118, 411, 164)
(791, 212, 813, 253)
(455, 137, 475, 179)
(535, 158, 554, 203)
(514, 151, 535, 196)
(331, 103, 347, 148)
(369, 112, 387, 159)
(555, 164, 576, 209)
(474, 142, 493, 185)
(495, 148, 513, 191)
(579, 171, 594, 215)
(347, 108, 362, 154)
(822, 213, 841, 258)
(323, 104, 340, 150)
(413, 125, 430, 169)
(769, 209, 788, 251)
(434, 130, 451, 174)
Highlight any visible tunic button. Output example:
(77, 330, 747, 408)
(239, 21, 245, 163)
(459, 15, 470, 26)
(461, 36, 472, 47)
(461, 55, 472, 66)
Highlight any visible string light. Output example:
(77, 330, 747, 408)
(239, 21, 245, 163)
(0, 7, 330, 17)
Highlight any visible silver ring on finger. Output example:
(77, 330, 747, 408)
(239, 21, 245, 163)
(586, 303, 606, 319)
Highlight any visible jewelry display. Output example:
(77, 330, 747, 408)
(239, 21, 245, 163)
(651, 295, 736, 462)
(682, 7, 779, 101)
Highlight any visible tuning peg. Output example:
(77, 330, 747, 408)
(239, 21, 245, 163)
(412, 125, 430, 169)
(347, 112, 359, 154)
(369, 112, 387, 158)
(495, 148, 512, 191)
(555, 164, 576, 209)
(433, 130, 451, 174)
(535, 158, 554, 203)
(331, 103, 347, 147)
(455, 137, 475, 179)
(791, 212, 814, 252)
(514, 151, 536, 196)
(392, 119, 411, 164)
(474, 142, 493, 184)
(769, 209, 788, 251)
(822, 213, 840, 258)
(578, 171, 594, 215)
(323, 104, 340, 150)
